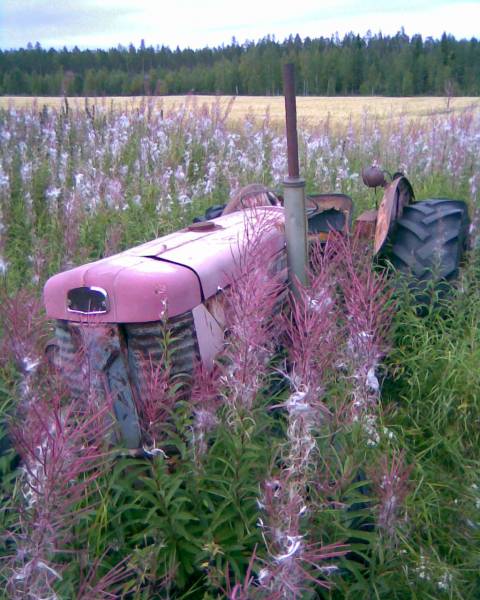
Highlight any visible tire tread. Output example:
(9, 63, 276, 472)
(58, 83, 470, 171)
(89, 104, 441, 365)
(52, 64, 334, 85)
(391, 198, 469, 289)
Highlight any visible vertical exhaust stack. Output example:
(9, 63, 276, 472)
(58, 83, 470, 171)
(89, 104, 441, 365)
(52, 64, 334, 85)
(283, 63, 308, 290)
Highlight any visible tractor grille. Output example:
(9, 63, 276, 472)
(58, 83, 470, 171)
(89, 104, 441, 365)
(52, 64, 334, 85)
(54, 310, 200, 397)
(54, 320, 87, 397)
(125, 311, 201, 386)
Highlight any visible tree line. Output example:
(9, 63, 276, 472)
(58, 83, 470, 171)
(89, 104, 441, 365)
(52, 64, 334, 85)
(1, 31, 480, 97)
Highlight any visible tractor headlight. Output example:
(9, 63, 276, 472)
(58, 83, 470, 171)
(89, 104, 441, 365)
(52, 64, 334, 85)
(67, 286, 109, 315)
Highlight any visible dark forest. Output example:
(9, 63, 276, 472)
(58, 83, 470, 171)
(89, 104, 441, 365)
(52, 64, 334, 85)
(1, 31, 479, 96)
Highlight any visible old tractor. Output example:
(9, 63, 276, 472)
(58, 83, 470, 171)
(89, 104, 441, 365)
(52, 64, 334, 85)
(43, 66, 469, 449)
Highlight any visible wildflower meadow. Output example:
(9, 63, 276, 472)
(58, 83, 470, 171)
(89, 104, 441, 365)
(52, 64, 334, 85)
(0, 97, 480, 598)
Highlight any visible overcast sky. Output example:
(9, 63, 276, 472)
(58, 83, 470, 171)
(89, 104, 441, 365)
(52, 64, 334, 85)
(1, 0, 479, 50)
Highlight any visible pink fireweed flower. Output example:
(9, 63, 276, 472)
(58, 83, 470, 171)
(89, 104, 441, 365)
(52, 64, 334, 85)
(277, 241, 341, 470)
(7, 382, 112, 599)
(0, 289, 49, 424)
(369, 450, 413, 539)
(335, 235, 394, 433)
(190, 365, 222, 461)
(134, 354, 178, 454)
(220, 210, 287, 416)
(0, 289, 46, 377)
(257, 475, 347, 598)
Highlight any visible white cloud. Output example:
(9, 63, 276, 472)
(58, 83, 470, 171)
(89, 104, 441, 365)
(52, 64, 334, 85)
(0, 0, 478, 49)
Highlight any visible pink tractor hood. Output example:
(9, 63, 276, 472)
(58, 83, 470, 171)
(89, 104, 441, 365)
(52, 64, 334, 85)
(44, 207, 286, 323)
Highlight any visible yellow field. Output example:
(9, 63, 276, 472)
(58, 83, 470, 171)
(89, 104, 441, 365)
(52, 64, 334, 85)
(1, 95, 479, 125)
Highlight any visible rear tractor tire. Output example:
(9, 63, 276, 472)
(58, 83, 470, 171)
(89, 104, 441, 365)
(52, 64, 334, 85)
(389, 199, 470, 301)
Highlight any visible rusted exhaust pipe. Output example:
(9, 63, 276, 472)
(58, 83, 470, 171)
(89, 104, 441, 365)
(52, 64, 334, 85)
(283, 63, 308, 290)
(284, 63, 300, 178)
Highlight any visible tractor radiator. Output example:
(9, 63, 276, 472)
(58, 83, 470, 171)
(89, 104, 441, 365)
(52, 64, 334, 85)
(54, 311, 200, 394)
(124, 311, 201, 398)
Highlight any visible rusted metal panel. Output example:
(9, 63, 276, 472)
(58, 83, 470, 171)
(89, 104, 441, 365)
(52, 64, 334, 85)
(307, 193, 353, 213)
(54, 320, 86, 398)
(354, 209, 378, 240)
(374, 176, 415, 254)
(307, 193, 353, 235)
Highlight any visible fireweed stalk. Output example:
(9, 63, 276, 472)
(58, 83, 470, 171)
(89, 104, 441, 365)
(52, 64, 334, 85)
(220, 210, 287, 421)
(468, 171, 480, 247)
(368, 449, 413, 541)
(190, 364, 222, 463)
(6, 381, 112, 599)
(184, 210, 285, 467)
(336, 235, 394, 444)
(0, 289, 47, 407)
(257, 475, 347, 598)
(183, 210, 286, 462)
(132, 303, 180, 454)
(135, 354, 178, 456)
(278, 242, 340, 473)
(222, 547, 257, 600)
(256, 242, 347, 598)
(75, 554, 132, 600)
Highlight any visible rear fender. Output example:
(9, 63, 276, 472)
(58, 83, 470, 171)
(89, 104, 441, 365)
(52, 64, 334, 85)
(374, 176, 414, 254)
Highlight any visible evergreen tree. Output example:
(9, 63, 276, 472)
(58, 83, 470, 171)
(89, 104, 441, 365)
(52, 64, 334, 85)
(0, 32, 478, 96)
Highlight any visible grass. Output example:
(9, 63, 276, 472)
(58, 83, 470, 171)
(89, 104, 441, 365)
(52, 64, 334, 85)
(0, 99, 479, 598)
